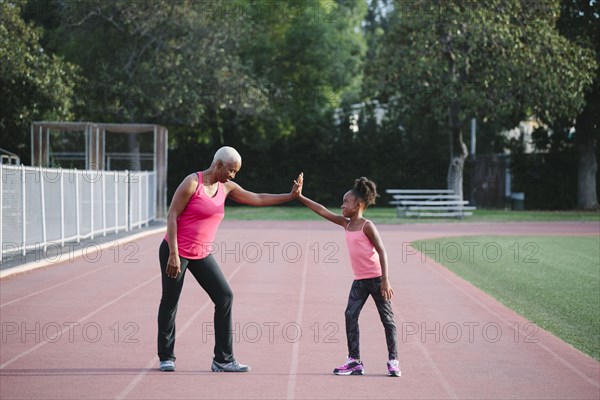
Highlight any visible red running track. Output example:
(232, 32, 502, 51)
(1, 221, 598, 399)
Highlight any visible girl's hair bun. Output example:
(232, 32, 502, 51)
(352, 177, 379, 207)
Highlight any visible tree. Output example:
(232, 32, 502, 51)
(30, 1, 366, 175)
(363, 0, 392, 83)
(557, 0, 599, 210)
(238, 0, 366, 135)
(44, 1, 266, 122)
(225, 0, 367, 195)
(30, 0, 272, 169)
(0, 0, 80, 163)
(370, 0, 597, 199)
(10, 0, 370, 199)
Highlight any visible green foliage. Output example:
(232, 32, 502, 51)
(511, 152, 579, 209)
(556, 0, 599, 145)
(26, 0, 368, 187)
(41, 0, 261, 125)
(0, 0, 80, 162)
(236, 0, 367, 136)
(3, 0, 596, 211)
(164, 1, 368, 193)
(33, 0, 366, 131)
(370, 0, 597, 140)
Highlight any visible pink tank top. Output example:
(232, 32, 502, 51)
(165, 172, 226, 259)
(344, 220, 382, 280)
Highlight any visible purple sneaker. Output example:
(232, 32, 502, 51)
(333, 357, 364, 376)
(387, 359, 401, 377)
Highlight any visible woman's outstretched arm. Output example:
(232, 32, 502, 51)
(226, 173, 303, 206)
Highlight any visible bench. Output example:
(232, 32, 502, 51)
(385, 189, 476, 218)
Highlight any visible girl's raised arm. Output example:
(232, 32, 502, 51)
(298, 194, 347, 227)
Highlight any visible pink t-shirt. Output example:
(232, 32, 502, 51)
(165, 172, 226, 259)
(344, 220, 382, 280)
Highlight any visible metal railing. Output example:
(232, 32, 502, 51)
(1, 164, 156, 261)
(0, 148, 20, 165)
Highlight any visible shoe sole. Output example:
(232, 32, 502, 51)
(388, 372, 401, 377)
(334, 370, 364, 376)
(160, 367, 175, 372)
(211, 365, 250, 372)
(212, 369, 250, 372)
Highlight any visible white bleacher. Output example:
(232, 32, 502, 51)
(386, 189, 476, 218)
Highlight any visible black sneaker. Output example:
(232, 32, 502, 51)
(211, 360, 251, 372)
(333, 357, 365, 375)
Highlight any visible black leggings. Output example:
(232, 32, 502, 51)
(345, 277, 398, 360)
(157, 240, 234, 363)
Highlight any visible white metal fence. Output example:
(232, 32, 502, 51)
(1, 164, 156, 261)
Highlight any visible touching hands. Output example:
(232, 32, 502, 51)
(292, 172, 304, 198)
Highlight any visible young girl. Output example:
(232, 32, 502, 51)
(297, 175, 400, 377)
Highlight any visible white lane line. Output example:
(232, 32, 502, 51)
(0, 227, 165, 280)
(0, 250, 151, 308)
(396, 309, 458, 399)
(115, 258, 251, 400)
(286, 241, 309, 400)
(390, 241, 458, 398)
(1, 263, 115, 308)
(0, 274, 160, 369)
(420, 255, 600, 389)
(0, 246, 154, 308)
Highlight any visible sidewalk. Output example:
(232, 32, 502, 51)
(0, 220, 166, 278)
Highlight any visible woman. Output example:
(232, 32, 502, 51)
(158, 146, 302, 372)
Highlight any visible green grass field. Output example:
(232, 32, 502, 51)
(224, 206, 600, 223)
(413, 235, 600, 361)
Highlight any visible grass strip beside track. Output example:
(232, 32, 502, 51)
(223, 206, 600, 223)
(412, 235, 600, 361)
